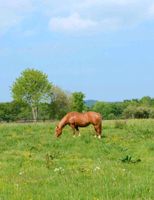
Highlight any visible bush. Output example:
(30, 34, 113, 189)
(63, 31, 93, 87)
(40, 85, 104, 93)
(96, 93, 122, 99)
(123, 106, 150, 119)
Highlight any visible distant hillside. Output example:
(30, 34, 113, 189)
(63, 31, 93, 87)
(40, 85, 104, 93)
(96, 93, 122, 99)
(85, 100, 97, 107)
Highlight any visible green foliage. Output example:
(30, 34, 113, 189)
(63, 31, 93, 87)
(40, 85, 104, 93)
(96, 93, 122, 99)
(71, 92, 85, 112)
(140, 96, 153, 106)
(0, 101, 30, 122)
(11, 68, 52, 121)
(91, 96, 154, 120)
(1, 70, 154, 122)
(92, 102, 124, 119)
(50, 85, 71, 119)
(93, 102, 111, 119)
(149, 109, 154, 118)
(0, 119, 154, 199)
(123, 106, 150, 119)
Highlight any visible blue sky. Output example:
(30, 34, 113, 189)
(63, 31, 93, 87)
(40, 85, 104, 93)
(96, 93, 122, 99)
(0, 0, 154, 102)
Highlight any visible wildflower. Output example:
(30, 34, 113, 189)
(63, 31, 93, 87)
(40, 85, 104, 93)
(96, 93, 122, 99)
(94, 166, 100, 171)
(54, 167, 64, 173)
(19, 171, 24, 175)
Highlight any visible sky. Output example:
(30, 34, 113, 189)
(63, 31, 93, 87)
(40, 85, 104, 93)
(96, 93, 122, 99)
(0, 0, 154, 102)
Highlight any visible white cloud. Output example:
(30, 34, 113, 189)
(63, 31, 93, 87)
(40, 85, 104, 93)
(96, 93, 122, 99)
(47, 0, 129, 33)
(46, 0, 154, 33)
(148, 3, 154, 18)
(49, 13, 98, 33)
(49, 13, 123, 34)
(0, 0, 34, 35)
(0, 0, 154, 35)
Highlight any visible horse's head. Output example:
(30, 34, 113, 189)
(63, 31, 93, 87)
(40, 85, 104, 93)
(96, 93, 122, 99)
(55, 126, 62, 137)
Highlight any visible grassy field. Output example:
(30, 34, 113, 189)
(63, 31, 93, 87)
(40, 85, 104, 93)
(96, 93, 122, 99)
(0, 119, 154, 200)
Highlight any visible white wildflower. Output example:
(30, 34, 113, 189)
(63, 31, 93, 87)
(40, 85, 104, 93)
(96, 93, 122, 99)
(19, 171, 24, 175)
(54, 167, 64, 172)
(94, 166, 100, 171)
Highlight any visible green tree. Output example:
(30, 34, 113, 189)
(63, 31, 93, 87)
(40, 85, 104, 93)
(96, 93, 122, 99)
(92, 102, 112, 119)
(140, 96, 152, 106)
(123, 105, 150, 119)
(71, 92, 85, 112)
(0, 101, 27, 122)
(50, 85, 71, 119)
(11, 68, 52, 121)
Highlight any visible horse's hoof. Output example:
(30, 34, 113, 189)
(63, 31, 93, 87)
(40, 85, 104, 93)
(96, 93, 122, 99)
(98, 135, 101, 139)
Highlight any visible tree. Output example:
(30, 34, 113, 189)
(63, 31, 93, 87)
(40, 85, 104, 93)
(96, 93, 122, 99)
(92, 102, 112, 119)
(71, 92, 85, 112)
(11, 68, 52, 121)
(0, 101, 27, 122)
(0, 102, 16, 122)
(49, 85, 71, 119)
(140, 96, 152, 106)
(123, 105, 150, 119)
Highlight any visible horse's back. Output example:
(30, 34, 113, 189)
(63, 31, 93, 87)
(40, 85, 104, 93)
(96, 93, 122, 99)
(86, 111, 102, 124)
(66, 111, 102, 125)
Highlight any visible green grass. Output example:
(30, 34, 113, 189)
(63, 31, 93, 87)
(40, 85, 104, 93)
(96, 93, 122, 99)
(0, 119, 154, 200)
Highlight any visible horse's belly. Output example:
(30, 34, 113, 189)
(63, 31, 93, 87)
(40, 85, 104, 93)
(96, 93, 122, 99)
(69, 115, 90, 127)
(76, 122, 90, 127)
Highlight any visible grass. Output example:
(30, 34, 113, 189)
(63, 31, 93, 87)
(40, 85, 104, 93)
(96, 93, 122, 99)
(0, 119, 154, 200)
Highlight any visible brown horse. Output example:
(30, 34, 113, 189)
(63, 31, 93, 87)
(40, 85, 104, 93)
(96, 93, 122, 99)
(55, 111, 102, 139)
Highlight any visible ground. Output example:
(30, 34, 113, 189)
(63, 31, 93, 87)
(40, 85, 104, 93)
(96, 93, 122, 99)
(0, 119, 154, 200)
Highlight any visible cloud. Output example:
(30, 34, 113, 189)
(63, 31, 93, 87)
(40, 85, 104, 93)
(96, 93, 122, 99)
(46, 0, 154, 33)
(0, 0, 34, 35)
(148, 3, 154, 18)
(0, 0, 154, 35)
(49, 13, 98, 33)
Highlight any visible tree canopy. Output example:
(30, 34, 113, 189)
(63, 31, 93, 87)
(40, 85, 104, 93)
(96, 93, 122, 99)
(0, 68, 153, 122)
(11, 68, 52, 121)
(71, 92, 85, 112)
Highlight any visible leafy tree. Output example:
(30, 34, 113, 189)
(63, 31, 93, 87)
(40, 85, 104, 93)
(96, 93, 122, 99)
(92, 101, 126, 119)
(149, 108, 154, 118)
(0, 102, 14, 122)
(71, 92, 85, 112)
(0, 101, 26, 122)
(140, 96, 152, 106)
(92, 102, 112, 119)
(11, 68, 52, 121)
(37, 103, 50, 121)
(123, 105, 150, 119)
(49, 85, 71, 119)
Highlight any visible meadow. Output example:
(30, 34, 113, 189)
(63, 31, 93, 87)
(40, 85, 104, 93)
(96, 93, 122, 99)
(0, 119, 154, 200)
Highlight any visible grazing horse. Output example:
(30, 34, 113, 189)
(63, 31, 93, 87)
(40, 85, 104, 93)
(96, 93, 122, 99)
(55, 111, 102, 139)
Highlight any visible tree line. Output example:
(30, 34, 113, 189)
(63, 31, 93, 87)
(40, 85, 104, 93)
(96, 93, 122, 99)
(0, 68, 154, 122)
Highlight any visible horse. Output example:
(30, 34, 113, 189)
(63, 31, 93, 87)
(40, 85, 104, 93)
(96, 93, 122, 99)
(55, 111, 102, 139)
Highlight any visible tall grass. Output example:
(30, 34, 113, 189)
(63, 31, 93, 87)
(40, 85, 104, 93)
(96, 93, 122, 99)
(0, 120, 154, 200)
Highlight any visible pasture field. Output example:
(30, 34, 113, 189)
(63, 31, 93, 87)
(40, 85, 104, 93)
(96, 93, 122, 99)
(0, 119, 154, 200)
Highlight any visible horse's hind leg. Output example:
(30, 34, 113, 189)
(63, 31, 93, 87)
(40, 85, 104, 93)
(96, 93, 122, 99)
(75, 126, 80, 136)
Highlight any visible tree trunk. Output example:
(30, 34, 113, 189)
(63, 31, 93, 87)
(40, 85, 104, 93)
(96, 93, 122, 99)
(32, 106, 38, 122)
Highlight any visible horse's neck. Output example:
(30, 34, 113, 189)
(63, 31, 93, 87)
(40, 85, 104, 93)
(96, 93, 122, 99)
(59, 116, 67, 129)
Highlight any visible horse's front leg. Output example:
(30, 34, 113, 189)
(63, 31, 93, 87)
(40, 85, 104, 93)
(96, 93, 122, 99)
(69, 124, 76, 136)
(94, 124, 102, 139)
